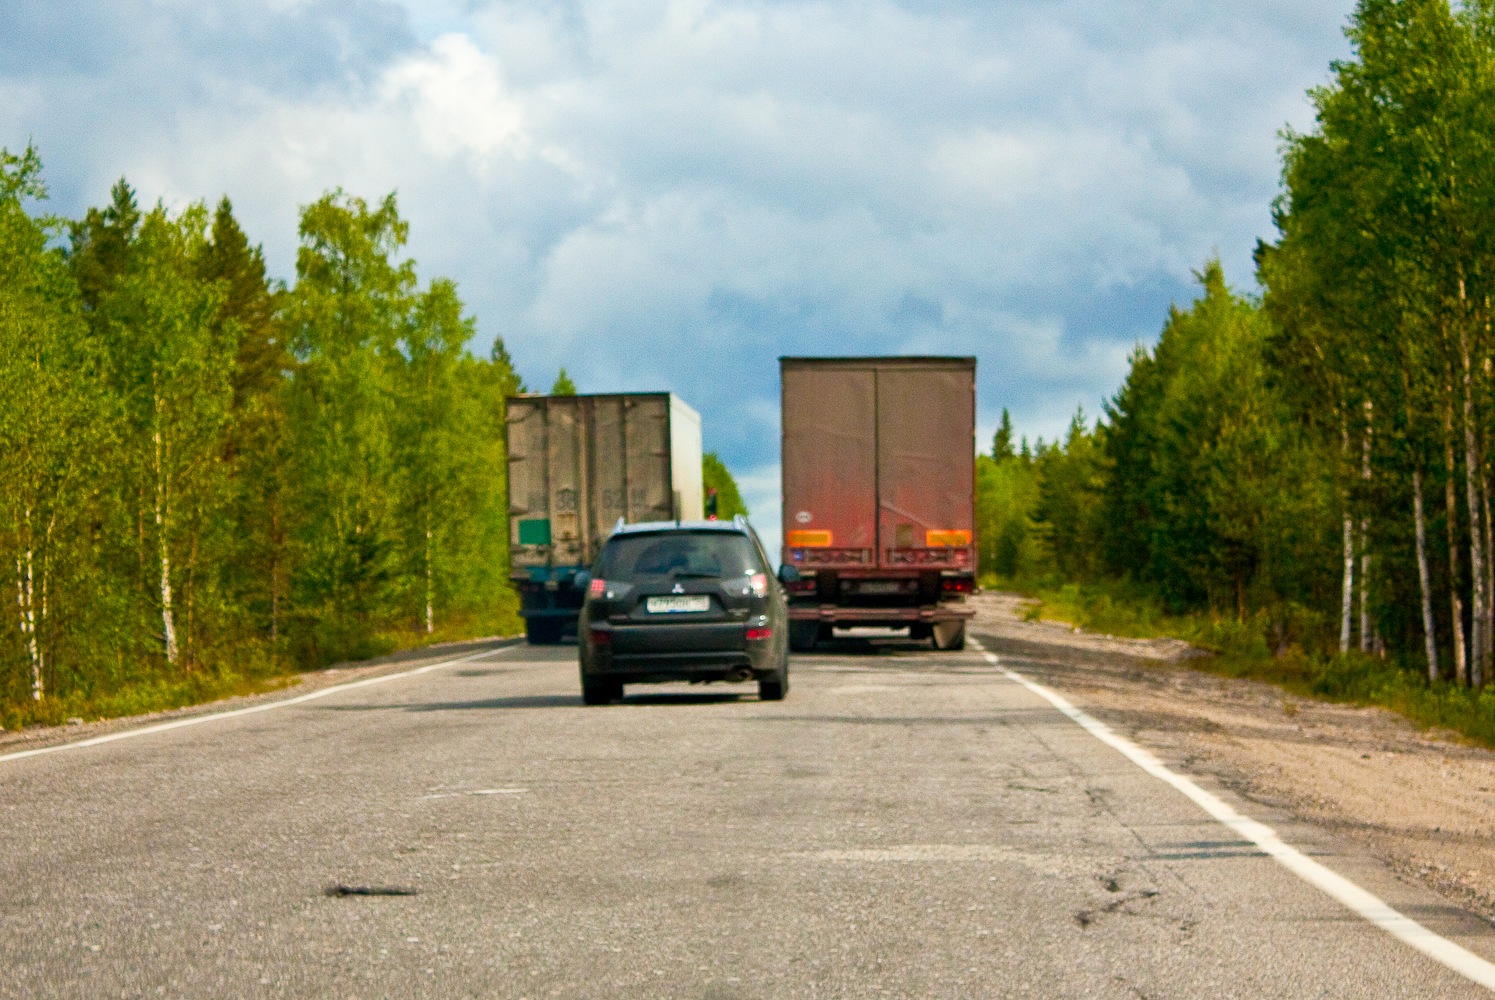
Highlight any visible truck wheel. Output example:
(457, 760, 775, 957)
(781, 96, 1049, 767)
(909, 623, 932, 640)
(527, 618, 563, 645)
(581, 675, 621, 705)
(931, 621, 966, 651)
(788, 621, 819, 653)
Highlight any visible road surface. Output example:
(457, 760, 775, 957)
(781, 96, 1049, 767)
(2, 631, 1493, 997)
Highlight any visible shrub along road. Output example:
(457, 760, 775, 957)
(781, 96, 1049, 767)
(1, 627, 1492, 996)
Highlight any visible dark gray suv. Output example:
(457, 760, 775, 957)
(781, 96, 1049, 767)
(576, 517, 790, 704)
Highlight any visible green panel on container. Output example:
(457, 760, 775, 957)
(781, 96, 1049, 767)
(518, 518, 552, 545)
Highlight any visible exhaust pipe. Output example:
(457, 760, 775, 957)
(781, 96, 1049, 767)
(727, 667, 753, 683)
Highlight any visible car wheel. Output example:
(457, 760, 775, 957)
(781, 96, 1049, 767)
(931, 621, 966, 651)
(759, 674, 787, 701)
(788, 621, 818, 653)
(581, 675, 621, 705)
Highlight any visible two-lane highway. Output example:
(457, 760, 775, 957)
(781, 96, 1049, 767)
(2, 636, 1492, 997)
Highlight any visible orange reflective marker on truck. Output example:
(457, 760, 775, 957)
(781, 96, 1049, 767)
(779, 356, 977, 652)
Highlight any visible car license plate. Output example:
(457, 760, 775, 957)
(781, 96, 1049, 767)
(859, 581, 903, 595)
(646, 595, 711, 614)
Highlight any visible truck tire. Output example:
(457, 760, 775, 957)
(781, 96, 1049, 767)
(788, 621, 819, 653)
(931, 621, 966, 651)
(526, 618, 564, 645)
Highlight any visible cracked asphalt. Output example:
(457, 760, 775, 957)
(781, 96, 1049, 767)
(2, 632, 1492, 998)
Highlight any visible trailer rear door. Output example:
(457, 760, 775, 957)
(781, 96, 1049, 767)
(781, 362, 877, 566)
(875, 361, 975, 570)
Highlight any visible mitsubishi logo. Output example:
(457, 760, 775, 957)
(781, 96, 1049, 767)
(672, 583, 684, 594)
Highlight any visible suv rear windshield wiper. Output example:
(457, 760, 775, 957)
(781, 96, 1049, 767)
(667, 570, 722, 579)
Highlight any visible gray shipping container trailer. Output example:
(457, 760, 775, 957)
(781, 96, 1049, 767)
(780, 356, 976, 652)
(507, 393, 704, 644)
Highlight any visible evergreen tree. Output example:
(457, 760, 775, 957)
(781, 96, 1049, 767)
(992, 409, 1015, 461)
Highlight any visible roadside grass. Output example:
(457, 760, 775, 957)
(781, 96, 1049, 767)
(0, 606, 524, 734)
(989, 574, 1495, 750)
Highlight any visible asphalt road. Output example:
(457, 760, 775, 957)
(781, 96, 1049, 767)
(3, 632, 1493, 998)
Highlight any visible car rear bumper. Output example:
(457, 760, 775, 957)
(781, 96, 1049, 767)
(585, 623, 780, 683)
(592, 650, 777, 684)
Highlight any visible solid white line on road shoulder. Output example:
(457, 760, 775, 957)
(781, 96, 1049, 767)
(969, 637, 1495, 993)
(0, 643, 521, 767)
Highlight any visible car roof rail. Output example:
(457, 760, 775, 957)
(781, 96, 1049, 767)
(733, 514, 748, 529)
(612, 517, 625, 535)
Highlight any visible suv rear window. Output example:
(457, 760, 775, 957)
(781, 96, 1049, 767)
(597, 531, 762, 582)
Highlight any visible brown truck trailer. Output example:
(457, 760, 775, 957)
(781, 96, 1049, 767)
(778, 356, 976, 651)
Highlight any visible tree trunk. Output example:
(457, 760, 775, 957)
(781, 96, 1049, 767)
(1339, 416, 1353, 655)
(154, 411, 179, 667)
(1340, 514, 1354, 655)
(270, 502, 280, 644)
(1477, 469, 1489, 678)
(1443, 396, 1468, 684)
(1359, 523, 1372, 653)
(1414, 468, 1439, 681)
(14, 507, 42, 701)
(1458, 283, 1487, 688)
(424, 519, 435, 636)
(1359, 400, 1373, 653)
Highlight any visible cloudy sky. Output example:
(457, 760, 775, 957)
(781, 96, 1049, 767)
(2, 0, 1353, 548)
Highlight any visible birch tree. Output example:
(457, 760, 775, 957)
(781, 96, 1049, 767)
(105, 206, 235, 667)
(0, 147, 103, 701)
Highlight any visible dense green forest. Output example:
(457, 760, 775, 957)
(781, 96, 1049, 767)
(980, 0, 1495, 714)
(0, 149, 524, 728)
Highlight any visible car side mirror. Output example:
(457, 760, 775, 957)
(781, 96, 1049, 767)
(573, 570, 592, 593)
(777, 564, 801, 585)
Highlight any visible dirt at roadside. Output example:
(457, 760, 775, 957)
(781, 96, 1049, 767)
(0, 635, 519, 757)
(972, 591, 1495, 923)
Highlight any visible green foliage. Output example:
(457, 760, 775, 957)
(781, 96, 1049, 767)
(702, 453, 749, 520)
(1104, 262, 1336, 615)
(550, 367, 577, 395)
(0, 153, 522, 727)
(975, 451, 1044, 579)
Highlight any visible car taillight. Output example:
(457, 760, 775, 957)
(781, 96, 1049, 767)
(589, 577, 606, 598)
(589, 627, 611, 646)
(746, 627, 773, 641)
(788, 579, 817, 595)
(749, 573, 768, 597)
(941, 577, 974, 594)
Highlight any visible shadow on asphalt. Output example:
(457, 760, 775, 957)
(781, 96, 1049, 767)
(620, 692, 748, 705)
(320, 691, 754, 712)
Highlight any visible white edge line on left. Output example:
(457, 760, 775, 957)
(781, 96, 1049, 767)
(0, 643, 522, 766)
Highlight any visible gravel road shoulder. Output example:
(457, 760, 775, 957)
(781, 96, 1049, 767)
(0, 635, 520, 757)
(972, 591, 1495, 923)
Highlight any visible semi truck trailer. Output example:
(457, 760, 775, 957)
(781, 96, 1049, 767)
(778, 356, 976, 651)
(507, 392, 703, 644)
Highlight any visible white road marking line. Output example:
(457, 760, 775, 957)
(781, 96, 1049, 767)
(0, 644, 521, 766)
(969, 637, 1495, 993)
